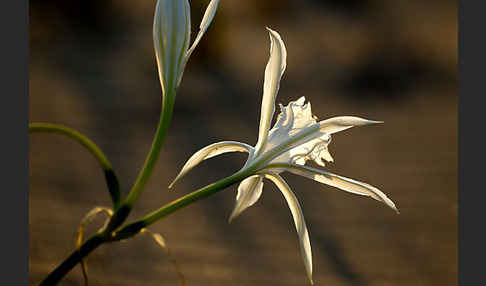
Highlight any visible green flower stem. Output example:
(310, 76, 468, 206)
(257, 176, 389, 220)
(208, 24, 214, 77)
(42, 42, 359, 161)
(38, 233, 105, 286)
(105, 89, 177, 233)
(123, 89, 176, 208)
(38, 168, 252, 286)
(38, 89, 177, 285)
(113, 168, 253, 240)
(29, 122, 121, 209)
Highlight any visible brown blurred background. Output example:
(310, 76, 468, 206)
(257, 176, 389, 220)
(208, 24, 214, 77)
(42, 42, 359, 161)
(29, 0, 457, 285)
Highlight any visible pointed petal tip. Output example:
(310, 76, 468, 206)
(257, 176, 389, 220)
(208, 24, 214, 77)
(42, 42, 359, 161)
(168, 173, 184, 191)
(305, 266, 313, 285)
(228, 202, 246, 223)
(168, 179, 177, 190)
(384, 199, 399, 214)
(296, 96, 306, 104)
(305, 267, 313, 285)
(318, 117, 383, 134)
(228, 206, 241, 224)
(227, 211, 238, 224)
(265, 27, 281, 39)
(381, 195, 398, 212)
(369, 120, 384, 125)
(359, 118, 383, 126)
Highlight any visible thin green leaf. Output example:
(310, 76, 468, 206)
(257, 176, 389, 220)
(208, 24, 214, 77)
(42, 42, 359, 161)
(29, 122, 121, 209)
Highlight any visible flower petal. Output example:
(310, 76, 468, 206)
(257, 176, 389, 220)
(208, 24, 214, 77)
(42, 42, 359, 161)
(263, 97, 335, 168)
(229, 175, 264, 222)
(266, 96, 315, 146)
(318, 116, 383, 135)
(274, 163, 399, 213)
(258, 116, 382, 167)
(254, 28, 287, 156)
(185, 0, 220, 59)
(169, 141, 253, 189)
(174, 0, 220, 87)
(263, 173, 313, 285)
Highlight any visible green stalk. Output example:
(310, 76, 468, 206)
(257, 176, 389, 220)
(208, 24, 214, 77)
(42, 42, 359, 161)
(38, 89, 177, 285)
(124, 89, 176, 207)
(38, 233, 105, 286)
(29, 123, 121, 209)
(106, 89, 176, 232)
(38, 169, 251, 285)
(113, 169, 252, 239)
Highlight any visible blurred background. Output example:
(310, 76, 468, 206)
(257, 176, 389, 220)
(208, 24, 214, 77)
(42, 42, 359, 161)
(29, 0, 457, 285)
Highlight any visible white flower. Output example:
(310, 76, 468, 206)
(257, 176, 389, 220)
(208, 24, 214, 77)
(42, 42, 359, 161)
(169, 27, 398, 285)
(153, 0, 220, 94)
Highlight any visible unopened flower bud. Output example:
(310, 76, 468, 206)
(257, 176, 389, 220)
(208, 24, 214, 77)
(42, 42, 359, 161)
(153, 0, 220, 96)
(153, 0, 191, 95)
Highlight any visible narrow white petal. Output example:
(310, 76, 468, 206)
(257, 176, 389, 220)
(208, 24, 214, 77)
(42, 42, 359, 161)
(186, 0, 220, 59)
(263, 173, 313, 285)
(169, 141, 253, 189)
(259, 116, 382, 167)
(318, 116, 383, 135)
(175, 0, 219, 87)
(229, 175, 264, 222)
(277, 164, 399, 213)
(254, 28, 287, 156)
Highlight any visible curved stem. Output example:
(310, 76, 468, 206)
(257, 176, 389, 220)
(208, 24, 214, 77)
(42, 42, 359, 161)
(106, 89, 176, 232)
(37, 89, 177, 285)
(114, 168, 252, 240)
(38, 168, 252, 285)
(29, 123, 121, 209)
(123, 90, 176, 208)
